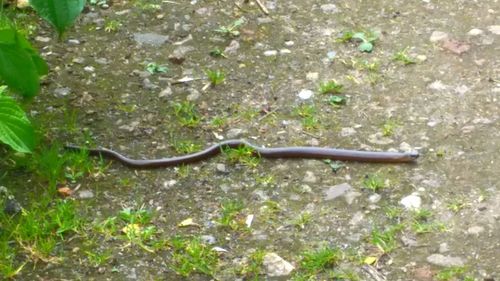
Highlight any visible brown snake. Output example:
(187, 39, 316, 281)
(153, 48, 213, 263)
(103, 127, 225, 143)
(65, 139, 419, 168)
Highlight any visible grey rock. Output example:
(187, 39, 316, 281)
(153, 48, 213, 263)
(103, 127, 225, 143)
(349, 211, 364, 226)
(84, 66, 95, 72)
(400, 193, 421, 210)
(133, 33, 169, 46)
(4, 198, 22, 215)
(439, 242, 449, 253)
(340, 127, 356, 137)
(429, 31, 448, 42)
(320, 4, 339, 13)
(344, 191, 362, 205)
(72, 57, 85, 64)
(426, 254, 465, 267)
(78, 190, 94, 199)
(159, 87, 172, 98)
(142, 78, 158, 90)
(302, 171, 317, 183)
(467, 225, 485, 235)
(401, 235, 418, 247)
(67, 39, 80, 45)
(262, 253, 295, 277)
(35, 36, 51, 43)
(216, 163, 228, 174)
(54, 87, 71, 97)
(324, 183, 353, 201)
(168, 45, 194, 65)
(226, 128, 245, 139)
(200, 235, 216, 244)
(252, 189, 269, 201)
(186, 88, 201, 101)
(224, 40, 240, 55)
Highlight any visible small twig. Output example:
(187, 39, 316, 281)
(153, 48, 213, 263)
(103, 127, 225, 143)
(258, 108, 278, 121)
(254, 0, 269, 15)
(301, 131, 321, 139)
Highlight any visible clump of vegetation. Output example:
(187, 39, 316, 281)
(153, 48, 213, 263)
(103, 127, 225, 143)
(146, 62, 168, 74)
(239, 249, 266, 280)
(216, 200, 245, 230)
(172, 140, 202, 154)
(104, 19, 122, 33)
(381, 119, 399, 137)
(410, 209, 446, 234)
(299, 247, 343, 275)
(337, 30, 380, 52)
(393, 47, 416, 65)
(362, 174, 385, 192)
(435, 266, 474, 281)
(205, 69, 226, 86)
(0, 197, 82, 278)
(215, 18, 245, 37)
(173, 101, 202, 128)
(222, 145, 260, 167)
(294, 104, 320, 131)
(318, 80, 343, 95)
(94, 207, 160, 252)
(209, 48, 227, 58)
(169, 236, 219, 277)
(291, 212, 313, 230)
(369, 224, 403, 255)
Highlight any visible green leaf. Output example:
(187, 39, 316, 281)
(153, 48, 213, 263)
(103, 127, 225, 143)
(29, 0, 86, 37)
(0, 43, 41, 97)
(359, 41, 373, 52)
(0, 92, 35, 153)
(351, 32, 367, 41)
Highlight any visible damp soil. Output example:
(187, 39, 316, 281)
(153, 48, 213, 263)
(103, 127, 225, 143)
(3, 0, 500, 280)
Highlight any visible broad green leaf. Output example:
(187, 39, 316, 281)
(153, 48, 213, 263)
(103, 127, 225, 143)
(359, 41, 373, 52)
(29, 0, 86, 37)
(0, 93, 35, 153)
(0, 43, 40, 97)
(16, 35, 49, 75)
(351, 32, 367, 41)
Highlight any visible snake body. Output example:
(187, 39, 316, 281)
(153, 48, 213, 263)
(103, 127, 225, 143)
(65, 139, 419, 168)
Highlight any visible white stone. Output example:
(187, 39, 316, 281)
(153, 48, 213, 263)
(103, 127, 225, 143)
(428, 80, 448, 91)
(262, 253, 295, 277)
(429, 31, 448, 42)
(400, 193, 421, 210)
(467, 28, 484, 36)
(467, 225, 485, 235)
(487, 25, 500, 35)
(320, 4, 339, 13)
(306, 72, 319, 81)
(298, 89, 314, 100)
(340, 127, 356, 137)
(368, 193, 382, 203)
(279, 49, 291, 55)
(263, 50, 278, 56)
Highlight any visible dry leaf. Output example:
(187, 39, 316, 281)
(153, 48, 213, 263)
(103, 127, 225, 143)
(57, 186, 73, 197)
(178, 218, 200, 227)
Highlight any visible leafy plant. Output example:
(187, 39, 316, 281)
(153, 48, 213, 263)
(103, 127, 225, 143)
(222, 145, 260, 167)
(217, 199, 245, 230)
(328, 95, 347, 106)
(338, 30, 379, 52)
(300, 247, 342, 274)
(215, 18, 245, 37)
(393, 47, 416, 65)
(172, 101, 201, 128)
(381, 119, 399, 137)
(0, 87, 35, 153)
(362, 174, 385, 192)
(209, 48, 227, 58)
(146, 62, 168, 74)
(205, 69, 226, 86)
(318, 80, 343, 95)
(0, 18, 48, 97)
(170, 236, 219, 277)
(104, 19, 121, 33)
(30, 0, 85, 38)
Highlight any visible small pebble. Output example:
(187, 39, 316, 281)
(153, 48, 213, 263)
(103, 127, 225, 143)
(298, 89, 313, 100)
(263, 50, 278, 56)
(467, 28, 484, 36)
(400, 193, 421, 210)
(429, 31, 448, 42)
(78, 190, 94, 199)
